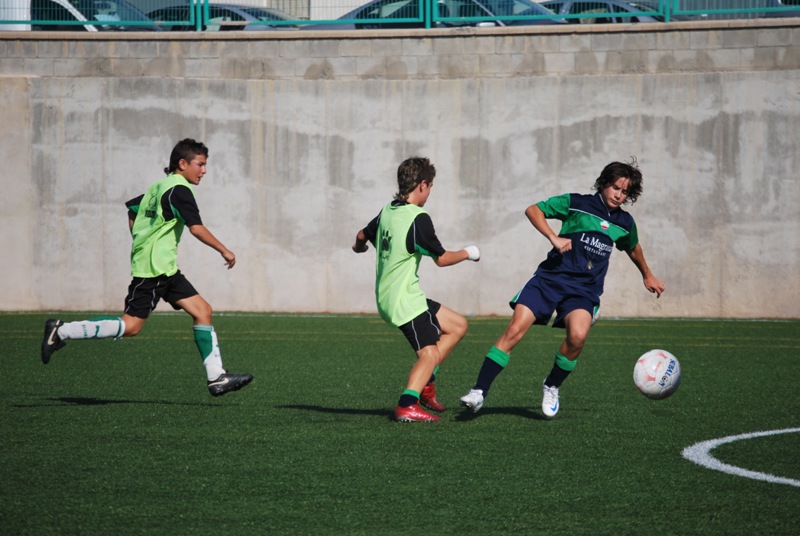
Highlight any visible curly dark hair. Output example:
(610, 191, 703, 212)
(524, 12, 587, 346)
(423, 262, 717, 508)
(592, 157, 643, 204)
(394, 157, 436, 202)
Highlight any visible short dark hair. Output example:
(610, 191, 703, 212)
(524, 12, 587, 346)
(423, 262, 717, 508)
(394, 157, 436, 202)
(164, 138, 209, 175)
(593, 157, 643, 204)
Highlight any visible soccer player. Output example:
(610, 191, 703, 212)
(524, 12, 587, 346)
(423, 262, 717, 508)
(40, 138, 253, 397)
(459, 159, 664, 418)
(353, 157, 480, 422)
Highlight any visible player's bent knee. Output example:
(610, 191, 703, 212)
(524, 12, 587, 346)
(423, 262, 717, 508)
(502, 322, 528, 346)
(565, 333, 587, 352)
(193, 303, 213, 325)
(124, 323, 143, 337)
(453, 317, 468, 338)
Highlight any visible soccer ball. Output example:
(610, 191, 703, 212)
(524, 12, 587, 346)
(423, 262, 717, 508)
(633, 349, 681, 400)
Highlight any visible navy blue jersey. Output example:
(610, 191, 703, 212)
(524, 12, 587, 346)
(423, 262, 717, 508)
(535, 192, 638, 297)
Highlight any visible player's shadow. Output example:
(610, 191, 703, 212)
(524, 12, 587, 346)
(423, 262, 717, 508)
(278, 404, 547, 421)
(12, 397, 217, 408)
(455, 406, 547, 421)
(277, 404, 394, 421)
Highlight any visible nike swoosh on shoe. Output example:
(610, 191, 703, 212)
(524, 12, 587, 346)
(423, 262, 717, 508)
(208, 377, 230, 387)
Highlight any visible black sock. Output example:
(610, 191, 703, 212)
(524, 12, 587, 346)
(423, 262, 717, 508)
(475, 357, 505, 395)
(545, 364, 571, 388)
(398, 393, 419, 408)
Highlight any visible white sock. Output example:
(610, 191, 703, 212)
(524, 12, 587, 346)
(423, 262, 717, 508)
(58, 318, 125, 340)
(204, 352, 225, 382)
(194, 325, 226, 381)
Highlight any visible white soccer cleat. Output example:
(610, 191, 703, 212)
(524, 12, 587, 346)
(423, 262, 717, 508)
(541, 381, 560, 418)
(459, 388, 485, 413)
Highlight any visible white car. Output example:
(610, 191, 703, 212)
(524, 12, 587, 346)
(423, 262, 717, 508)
(301, 0, 566, 30)
(1, 0, 162, 31)
(145, 2, 298, 31)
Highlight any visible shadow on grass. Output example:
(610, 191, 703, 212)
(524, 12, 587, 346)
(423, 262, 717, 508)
(277, 404, 395, 421)
(278, 404, 547, 421)
(12, 397, 217, 407)
(455, 406, 548, 421)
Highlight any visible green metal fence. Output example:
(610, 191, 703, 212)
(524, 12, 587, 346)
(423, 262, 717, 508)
(1, 0, 165, 31)
(0, 0, 798, 31)
(670, 0, 800, 20)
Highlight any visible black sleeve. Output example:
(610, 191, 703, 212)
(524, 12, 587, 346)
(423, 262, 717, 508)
(163, 185, 202, 227)
(126, 194, 144, 221)
(362, 212, 381, 247)
(408, 213, 446, 257)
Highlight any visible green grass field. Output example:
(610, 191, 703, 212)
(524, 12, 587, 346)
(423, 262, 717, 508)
(2, 313, 798, 535)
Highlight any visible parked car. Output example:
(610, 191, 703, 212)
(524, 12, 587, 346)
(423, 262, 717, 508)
(7, 0, 163, 31)
(302, 0, 566, 30)
(675, 0, 799, 20)
(145, 2, 297, 31)
(542, 0, 799, 23)
(539, 0, 689, 23)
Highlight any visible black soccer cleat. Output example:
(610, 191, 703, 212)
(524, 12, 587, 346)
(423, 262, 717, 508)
(207, 373, 254, 397)
(41, 319, 66, 364)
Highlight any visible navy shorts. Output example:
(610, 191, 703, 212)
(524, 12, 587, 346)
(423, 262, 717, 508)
(510, 275, 599, 329)
(398, 299, 442, 351)
(123, 271, 199, 319)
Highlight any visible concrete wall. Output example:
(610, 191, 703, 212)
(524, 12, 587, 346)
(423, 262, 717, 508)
(1, 20, 799, 318)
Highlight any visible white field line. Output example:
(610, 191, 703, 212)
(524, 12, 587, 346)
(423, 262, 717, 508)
(682, 428, 800, 487)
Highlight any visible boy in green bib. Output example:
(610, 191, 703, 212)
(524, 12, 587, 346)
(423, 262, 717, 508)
(353, 157, 480, 422)
(41, 139, 253, 397)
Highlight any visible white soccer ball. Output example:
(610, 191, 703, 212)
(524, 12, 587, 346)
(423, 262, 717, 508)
(633, 349, 682, 400)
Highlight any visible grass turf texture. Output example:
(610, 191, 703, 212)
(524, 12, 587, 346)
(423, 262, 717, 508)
(1, 313, 798, 535)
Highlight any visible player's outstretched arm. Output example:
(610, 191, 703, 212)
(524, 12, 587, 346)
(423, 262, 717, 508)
(434, 246, 480, 267)
(352, 229, 370, 253)
(526, 204, 571, 254)
(626, 244, 664, 298)
(188, 224, 236, 269)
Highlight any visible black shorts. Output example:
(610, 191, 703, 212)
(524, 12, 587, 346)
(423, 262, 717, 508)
(123, 271, 198, 319)
(398, 299, 442, 351)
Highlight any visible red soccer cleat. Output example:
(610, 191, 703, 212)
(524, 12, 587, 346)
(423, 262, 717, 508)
(394, 403, 441, 422)
(420, 382, 446, 412)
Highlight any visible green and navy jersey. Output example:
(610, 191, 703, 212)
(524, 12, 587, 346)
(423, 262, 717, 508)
(535, 192, 638, 296)
(363, 200, 446, 327)
(125, 174, 203, 278)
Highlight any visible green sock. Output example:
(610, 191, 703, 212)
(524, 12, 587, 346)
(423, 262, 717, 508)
(428, 365, 440, 385)
(487, 346, 510, 367)
(193, 325, 225, 381)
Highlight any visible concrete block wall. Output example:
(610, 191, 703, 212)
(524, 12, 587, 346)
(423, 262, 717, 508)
(1, 20, 799, 318)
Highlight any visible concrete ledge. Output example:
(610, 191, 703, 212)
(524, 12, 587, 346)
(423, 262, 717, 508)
(3, 18, 798, 80)
(2, 17, 799, 41)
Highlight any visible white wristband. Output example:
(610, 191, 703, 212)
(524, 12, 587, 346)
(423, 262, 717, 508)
(464, 245, 480, 261)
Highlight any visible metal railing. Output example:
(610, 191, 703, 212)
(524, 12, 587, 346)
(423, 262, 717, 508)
(0, 0, 798, 31)
(670, 0, 800, 20)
